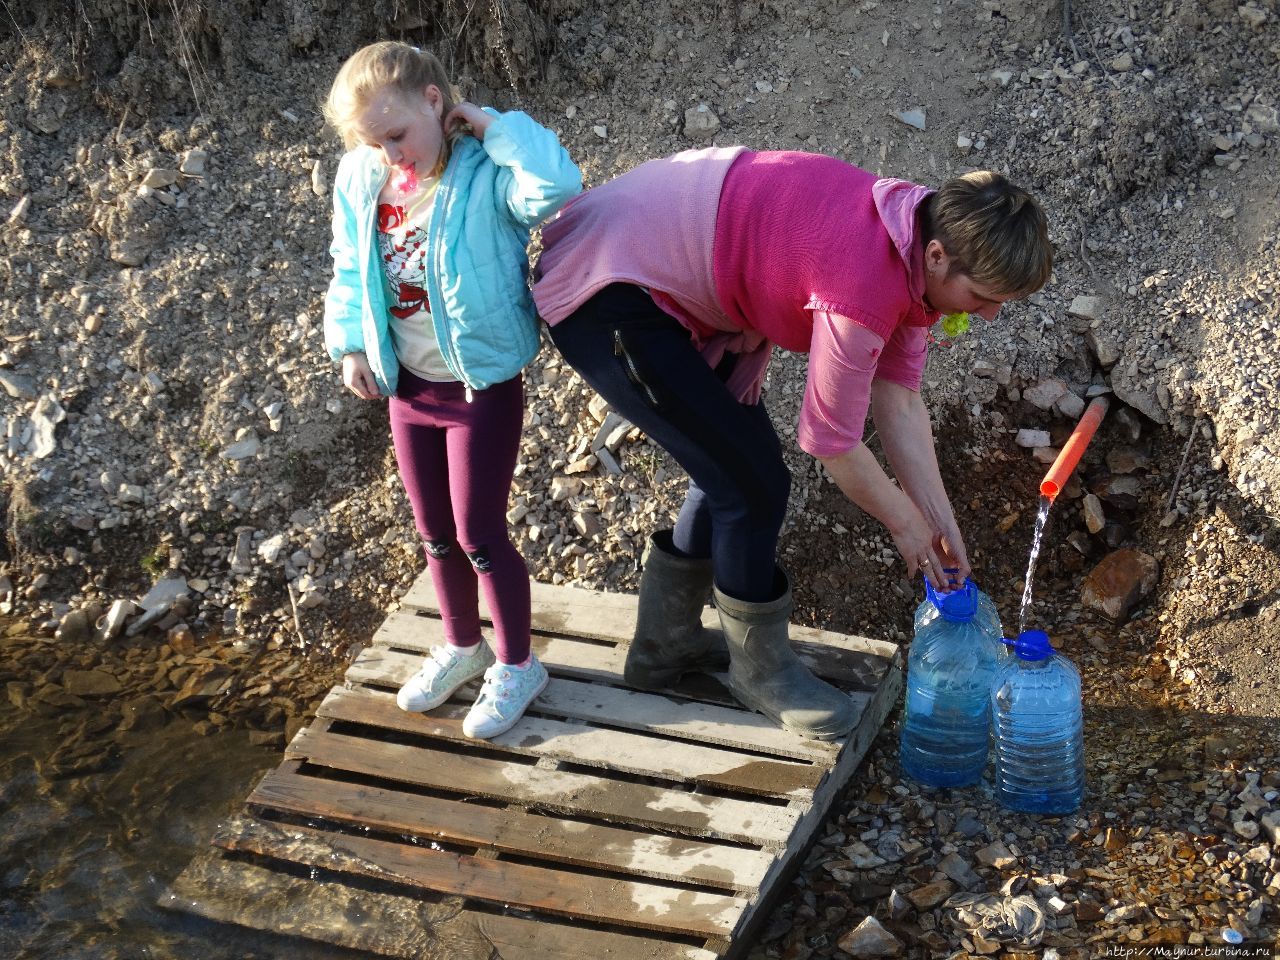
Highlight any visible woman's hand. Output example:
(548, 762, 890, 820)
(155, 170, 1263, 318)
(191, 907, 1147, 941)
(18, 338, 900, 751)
(445, 102, 493, 140)
(886, 501, 952, 591)
(341, 352, 380, 400)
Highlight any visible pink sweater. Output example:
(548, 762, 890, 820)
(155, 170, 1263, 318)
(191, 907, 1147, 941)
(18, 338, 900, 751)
(533, 149, 938, 457)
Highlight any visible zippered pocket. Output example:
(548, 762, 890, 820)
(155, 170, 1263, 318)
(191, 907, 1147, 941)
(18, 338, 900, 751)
(613, 329, 661, 409)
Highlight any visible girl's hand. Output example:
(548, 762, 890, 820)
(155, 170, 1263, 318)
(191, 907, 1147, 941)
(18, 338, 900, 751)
(341, 352, 380, 400)
(445, 102, 493, 140)
(931, 517, 972, 586)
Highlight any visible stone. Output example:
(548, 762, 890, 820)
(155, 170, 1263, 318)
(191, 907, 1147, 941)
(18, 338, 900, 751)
(55, 608, 92, 644)
(887, 888, 912, 920)
(1015, 428, 1050, 448)
(28, 394, 66, 458)
(311, 159, 327, 196)
(549, 476, 582, 501)
(141, 167, 180, 188)
(1023, 379, 1068, 410)
(908, 879, 957, 910)
(938, 852, 982, 889)
(1110, 52, 1134, 71)
(976, 841, 1017, 869)
(1260, 810, 1280, 844)
(221, 434, 260, 460)
(1092, 475, 1141, 510)
(1080, 549, 1159, 622)
(895, 108, 926, 130)
(1086, 329, 1121, 367)
(1106, 447, 1151, 474)
(683, 103, 721, 139)
(1082, 494, 1106, 534)
(1239, 3, 1269, 29)
(62, 669, 123, 697)
(139, 577, 189, 611)
(836, 915, 904, 958)
(1067, 295, 1104, 322)
(1055, 391, 1086, 419)
(0, 369, 37, 400)
(179, 148, 209, 176)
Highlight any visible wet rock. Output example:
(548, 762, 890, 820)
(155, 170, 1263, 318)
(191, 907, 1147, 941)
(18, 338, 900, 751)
(1106, 447, 1151, 474)
(836, 915, 904, 957)
(1080, 548, 1159, 622)
(118, 696, 168, 732)
(62, 669, 123, 697)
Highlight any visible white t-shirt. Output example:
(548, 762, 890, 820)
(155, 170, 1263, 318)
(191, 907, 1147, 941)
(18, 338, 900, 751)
(376, 175, 455, 381)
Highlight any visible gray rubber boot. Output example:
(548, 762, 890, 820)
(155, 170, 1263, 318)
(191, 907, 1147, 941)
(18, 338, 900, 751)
(623, 530, 729, 689)
(714, 570, 858, 740)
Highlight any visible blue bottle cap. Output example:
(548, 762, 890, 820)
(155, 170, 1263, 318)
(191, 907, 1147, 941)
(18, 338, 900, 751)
(926, 578, 977, 623)
(1006, 629, 1055, 660)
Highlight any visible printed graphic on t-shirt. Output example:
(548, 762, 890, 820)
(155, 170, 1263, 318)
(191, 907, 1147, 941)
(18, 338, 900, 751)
(378, 201, 431, 319)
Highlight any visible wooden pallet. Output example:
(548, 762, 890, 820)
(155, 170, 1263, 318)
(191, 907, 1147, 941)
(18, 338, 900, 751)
(161, 574, 902, 959)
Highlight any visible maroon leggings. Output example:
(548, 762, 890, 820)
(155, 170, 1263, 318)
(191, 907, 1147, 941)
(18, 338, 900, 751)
(389, 370, 530, 664)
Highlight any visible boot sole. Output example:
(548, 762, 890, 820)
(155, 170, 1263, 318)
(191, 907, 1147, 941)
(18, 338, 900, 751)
(624, 657, 731, 691)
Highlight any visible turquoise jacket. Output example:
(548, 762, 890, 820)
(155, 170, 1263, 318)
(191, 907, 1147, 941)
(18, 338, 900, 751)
(323, 109, 581, 394)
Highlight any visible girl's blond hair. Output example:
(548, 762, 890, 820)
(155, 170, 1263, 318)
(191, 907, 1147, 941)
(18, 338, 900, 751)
(323, 42, 463, 168)
(921, 171, 1053, 297)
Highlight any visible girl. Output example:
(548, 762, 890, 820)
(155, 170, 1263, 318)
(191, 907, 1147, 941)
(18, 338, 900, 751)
(322, 42, 581, 739)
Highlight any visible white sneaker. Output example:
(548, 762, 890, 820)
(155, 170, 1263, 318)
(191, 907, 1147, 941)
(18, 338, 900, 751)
(462, 655, 549, 740)
(396, 642, 495, 712)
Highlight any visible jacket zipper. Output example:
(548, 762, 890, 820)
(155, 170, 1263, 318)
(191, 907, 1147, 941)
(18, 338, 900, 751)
(614, 330, 659, 407)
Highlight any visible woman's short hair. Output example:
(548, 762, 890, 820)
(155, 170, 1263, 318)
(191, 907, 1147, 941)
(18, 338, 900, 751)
(323, 41, 458, 152)
(921, 171, 1053, 296)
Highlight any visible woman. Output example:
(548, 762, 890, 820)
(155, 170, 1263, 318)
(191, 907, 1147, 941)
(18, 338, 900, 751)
(533, 148, 1052, 740)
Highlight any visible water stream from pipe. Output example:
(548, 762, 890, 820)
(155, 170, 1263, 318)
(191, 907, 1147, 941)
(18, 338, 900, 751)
(1017, 495, 1053, 636)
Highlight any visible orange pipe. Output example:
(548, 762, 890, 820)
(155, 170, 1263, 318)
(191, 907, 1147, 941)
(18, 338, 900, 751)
(1040, 396, 1111, 502)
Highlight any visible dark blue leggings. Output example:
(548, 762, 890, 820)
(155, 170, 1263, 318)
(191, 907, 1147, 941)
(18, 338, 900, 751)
(549, 284, 789, 602)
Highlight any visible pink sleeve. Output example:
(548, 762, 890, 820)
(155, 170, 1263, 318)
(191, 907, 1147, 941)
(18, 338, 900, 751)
(796, 311, 885, 458)
(874, 323, 928, 391)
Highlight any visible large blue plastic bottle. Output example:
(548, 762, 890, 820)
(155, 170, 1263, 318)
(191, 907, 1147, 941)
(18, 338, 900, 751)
(899, 580, 999, 787)
(991, 629, 1085, 814)
(913, 571, 1005, 646)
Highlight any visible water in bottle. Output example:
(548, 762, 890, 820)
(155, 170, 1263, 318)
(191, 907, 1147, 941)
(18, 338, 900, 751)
(899, 579, 999, 788)
(991, 629, 1085, 814)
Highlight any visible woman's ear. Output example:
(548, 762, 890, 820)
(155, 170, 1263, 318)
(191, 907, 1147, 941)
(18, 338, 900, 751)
(924, 238, 951, 276)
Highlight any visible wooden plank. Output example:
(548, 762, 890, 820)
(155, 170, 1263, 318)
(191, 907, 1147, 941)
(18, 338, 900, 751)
(316, 685, 824, 799)
(402, 574, 899, 661)
(161, 850, 719, 960)
(213, 815, 745, 939)
(249, 768, 774, 891)
(373, 609, 893, 693)
(350, 636, 837, 762)
(726, 659, 905, 956)
(285, 726, 798, 846)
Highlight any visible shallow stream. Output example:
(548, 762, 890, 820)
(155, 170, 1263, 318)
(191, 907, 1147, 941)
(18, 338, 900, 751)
(0, 631, 363, 959)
